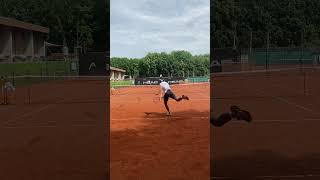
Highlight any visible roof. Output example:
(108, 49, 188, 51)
(45, 42, 62, 47)
(110, 67, 126, 72)
(0, 16, 49, 33)
(311, 48, 320, 55)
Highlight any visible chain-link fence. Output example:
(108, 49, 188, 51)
(212, 30, 320, 73)
(0, 60, 79, 78)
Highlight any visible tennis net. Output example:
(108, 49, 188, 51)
(4, 75, 109, 105)
(111, 79, 209, 96)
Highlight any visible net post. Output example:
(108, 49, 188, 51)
(303, 71, 306, 96)
(249, 31, 252, 54)
(27, 87, 31, 105)
(4, 86, 7, 105)
(12, 72, 15, 86)
(41, 68, 43, 80)
(300, 29, 304, 68)
(266, 31, 270, 70)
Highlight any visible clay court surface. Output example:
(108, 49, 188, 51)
(211, 67, 320, 179)
(0, 78, 108, 180)
(111, 83, 210, 179)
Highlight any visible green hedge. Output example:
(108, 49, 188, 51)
(111, 80, 134, 88)
(0, 61, 79, 76)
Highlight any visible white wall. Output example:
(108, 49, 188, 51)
(0, 26, 47, 61)
(0, 27, 13, 61)
(111, 70, 115, 80)
(110, 70, 124, 81)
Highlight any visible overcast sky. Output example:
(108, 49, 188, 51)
(111, 0, 210, 58)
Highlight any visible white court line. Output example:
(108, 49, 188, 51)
(277, 96, 315, 112)
(211, 174, 320, 179)
(111, 116, 209, 121)
(111, 98, 209, 103)
(232, 118, 320, 123)
(111, 116, 320, 122)
(211, 66, 320, 76)
(261, 118, 320, 122)
(15, 104, 53, 119)
(5, 98, 66, 125)
(113, 82, 209, 89)
(0, 105, 12, 110)
(2, 104, 54, 128)
(214, 70, 318, 115)
(2, 124, 100, 129)
(254, 87, 316, 113)
(3, 125, 57, 129)
(275, 96, 314, 112)
(259, 76, 320, 113)
(305, 118, 320, 121)
(71, 124, 99, 127)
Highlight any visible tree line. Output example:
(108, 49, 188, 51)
(111, 51, 210, 78)
(0, 0, 109, 52)
(212, 0, 320, 49)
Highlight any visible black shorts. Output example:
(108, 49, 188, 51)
(164, 89, 176, 102)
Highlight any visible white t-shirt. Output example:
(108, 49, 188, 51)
(4, 82, 15, 91)
(160, 81, 171, 93)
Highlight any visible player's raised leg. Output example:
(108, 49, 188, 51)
(172, 94, 189, 101)
(166, 89, 189, 102)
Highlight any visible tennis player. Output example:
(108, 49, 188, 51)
(1, 76, 15, 105)
(110, 86, 116, 95)
(211, 106, 252, 127)
(158, 79, 189, 116)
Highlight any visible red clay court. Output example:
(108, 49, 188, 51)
(211, 67, 320, 179)
(0, 77, 108, 180)
(111, 82, 210, 180)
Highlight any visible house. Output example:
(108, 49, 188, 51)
(0, 16, 49, 62)
(110, 67, 126, 80)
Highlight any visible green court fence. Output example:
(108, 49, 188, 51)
(187, 76, 209, 83)
(248, 48, 315, 66)
(110, 77, 209, 89)
(0, 60, 79, 77)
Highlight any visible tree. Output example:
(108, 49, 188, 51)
(0, 0, 107, 52)
(111, 51, 210, 78)
(212, 0, 320, 48)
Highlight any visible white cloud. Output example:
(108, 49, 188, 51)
(111, 0, 210, 58)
